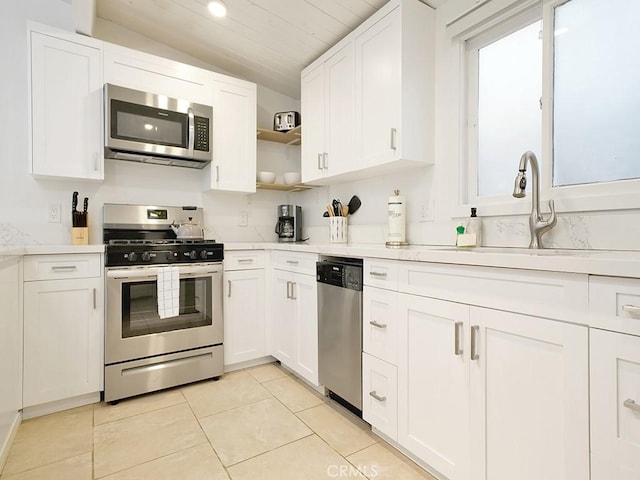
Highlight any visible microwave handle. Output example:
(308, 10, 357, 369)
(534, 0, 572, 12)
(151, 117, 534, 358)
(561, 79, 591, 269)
(187, 108, 195, 156)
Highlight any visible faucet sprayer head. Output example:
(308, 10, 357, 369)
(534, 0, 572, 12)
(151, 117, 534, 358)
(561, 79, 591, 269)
(513, 170, 527, 198)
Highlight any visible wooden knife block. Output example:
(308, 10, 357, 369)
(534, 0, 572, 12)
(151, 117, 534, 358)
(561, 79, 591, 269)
(71, 227, 89, 245)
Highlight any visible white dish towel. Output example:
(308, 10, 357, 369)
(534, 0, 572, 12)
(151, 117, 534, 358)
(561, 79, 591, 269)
(157, 266, 180, 319)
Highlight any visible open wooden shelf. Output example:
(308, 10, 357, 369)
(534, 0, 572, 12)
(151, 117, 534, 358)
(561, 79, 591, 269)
(256, 125, 301, 145)
(256, 182, 313, 192)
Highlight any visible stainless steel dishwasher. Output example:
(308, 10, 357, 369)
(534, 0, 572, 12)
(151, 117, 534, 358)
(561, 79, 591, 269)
(317, 257, 363, 414)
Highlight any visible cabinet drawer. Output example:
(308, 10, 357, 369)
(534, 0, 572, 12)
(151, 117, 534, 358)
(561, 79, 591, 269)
(224, 250, 265, 271)
(271, 251, 318, 275)
(589, 276, 640, 336)
(24, 254, 101, 281)
(363, 352, 398, 441)
(398, 261, 588, 322)
(363, 286, 398, 365)
(364, 258, 398, 290)
(590, 329, 640, 479)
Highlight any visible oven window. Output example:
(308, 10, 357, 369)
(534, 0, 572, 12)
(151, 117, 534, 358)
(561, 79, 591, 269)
(121, 277, 212, 338)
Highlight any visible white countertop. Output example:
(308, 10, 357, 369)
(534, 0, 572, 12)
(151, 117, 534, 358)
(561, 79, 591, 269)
(0, 244, 104, 265)
(1, 242, 638, 278)
(224, 242, 640, 278)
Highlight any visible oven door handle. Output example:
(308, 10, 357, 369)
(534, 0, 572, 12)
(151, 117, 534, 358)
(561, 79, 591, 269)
(106, 265, 221, 279)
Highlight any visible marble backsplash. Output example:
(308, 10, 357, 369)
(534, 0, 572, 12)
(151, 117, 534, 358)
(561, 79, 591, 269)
(2, 210, 639, 251)
(304, 211, 640, 251)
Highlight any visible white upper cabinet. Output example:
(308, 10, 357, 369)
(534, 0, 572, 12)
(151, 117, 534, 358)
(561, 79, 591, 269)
(29, 28, 104, 180)
(301, 0, 434, 185)
(301, 43, 355, 183)
(103, 42, 214, 105)
(204, 78, 257, 193)
(355, 2, 434, 170)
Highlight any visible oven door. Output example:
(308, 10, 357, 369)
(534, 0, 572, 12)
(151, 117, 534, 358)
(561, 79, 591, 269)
(105, 263, 223, 364)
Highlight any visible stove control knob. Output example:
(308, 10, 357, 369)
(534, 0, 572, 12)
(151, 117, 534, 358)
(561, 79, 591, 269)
(141, 251, 151, 262)
(166, 252, 175, 262)
(200, 250, 209, 260)
(128, 252, 138, 262)
(189, 250, 198, 260)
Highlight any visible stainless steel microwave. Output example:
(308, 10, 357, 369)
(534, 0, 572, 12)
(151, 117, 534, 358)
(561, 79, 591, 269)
(104, 83, 213, 169)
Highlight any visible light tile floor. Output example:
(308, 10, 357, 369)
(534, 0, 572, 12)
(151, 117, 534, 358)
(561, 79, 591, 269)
(0, 363, 436, 480)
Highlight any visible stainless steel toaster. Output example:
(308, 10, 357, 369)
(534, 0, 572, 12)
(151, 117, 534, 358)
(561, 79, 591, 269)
(273, 111, 300, 132)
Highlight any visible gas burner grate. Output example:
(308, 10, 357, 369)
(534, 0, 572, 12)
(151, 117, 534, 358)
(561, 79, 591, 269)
(107, 239, 217, 246)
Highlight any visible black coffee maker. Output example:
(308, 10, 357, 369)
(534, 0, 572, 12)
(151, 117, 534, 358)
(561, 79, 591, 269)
(275, 205, 302, 242)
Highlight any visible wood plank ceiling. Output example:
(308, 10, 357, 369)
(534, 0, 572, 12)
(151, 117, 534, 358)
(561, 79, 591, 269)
(96, 0, 399, 98)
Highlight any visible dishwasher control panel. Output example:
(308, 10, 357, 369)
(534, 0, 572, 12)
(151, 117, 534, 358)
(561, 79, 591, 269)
(316, 259, 363, 291)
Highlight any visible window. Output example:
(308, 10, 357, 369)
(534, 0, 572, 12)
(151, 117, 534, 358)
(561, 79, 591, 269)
(552, 0, 640, 186)
(467, 18, 542, 199)
(460, 0, 640, 215)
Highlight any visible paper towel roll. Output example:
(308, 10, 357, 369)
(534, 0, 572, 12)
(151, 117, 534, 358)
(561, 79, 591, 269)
(387, 190, 406, 244)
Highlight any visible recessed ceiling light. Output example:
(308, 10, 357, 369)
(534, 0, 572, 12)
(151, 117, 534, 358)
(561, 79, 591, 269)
(207, 0, 227, 18)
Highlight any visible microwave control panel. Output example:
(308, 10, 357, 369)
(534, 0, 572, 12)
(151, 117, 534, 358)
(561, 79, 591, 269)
(194, 116, 210, 152)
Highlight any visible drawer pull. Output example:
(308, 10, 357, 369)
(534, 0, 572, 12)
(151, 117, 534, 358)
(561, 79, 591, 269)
(622, 304, 640, 317)
(369, 391, 387, 402)
(624, 399, 640, 412)
(237, 259, 254, 264)
(286, 260, 299, 265)
(93, 288, 96, 309)
(369, 320, 387, 329)
(286, 281, 291, 299)
(623, 398, 640, 412)
(51, 265, 77, 272)
(369, 271, 387, 278)
(228, 280, 232, 297)
(471, 325, 480, 361)
(454, 321, 463, 356)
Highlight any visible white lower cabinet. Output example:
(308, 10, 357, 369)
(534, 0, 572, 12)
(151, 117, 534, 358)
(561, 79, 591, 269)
(362, 285, 400, 441)
(271, 260, 318, 386)
(362, 352, 398, 441)
(23, 274, 103, 407)
(590, 328, 640, 480)
(392, 291, 589, 480)
(468, 307, 589, 480)
(223, 268, 265, 366)
(397, 293, 470, 480)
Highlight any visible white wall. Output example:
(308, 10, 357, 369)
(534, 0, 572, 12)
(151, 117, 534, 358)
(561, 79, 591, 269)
(0, 0, 299, 246)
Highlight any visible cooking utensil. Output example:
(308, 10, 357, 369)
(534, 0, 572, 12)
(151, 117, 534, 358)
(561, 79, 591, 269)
(347, 195, 361, 215)
(342, 205, 349, 216)
(81, 197, 88, 227)
(72, 191, 79, 227)
(323, 211, 330, 217)
(326, 204, 334, 217)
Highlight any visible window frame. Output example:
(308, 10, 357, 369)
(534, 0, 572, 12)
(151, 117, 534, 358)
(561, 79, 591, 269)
(455, 0, 640, 218)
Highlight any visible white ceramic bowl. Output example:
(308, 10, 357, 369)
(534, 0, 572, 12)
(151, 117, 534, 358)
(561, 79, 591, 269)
(283, 172, 301, 185)
(257, 171, 276, 183)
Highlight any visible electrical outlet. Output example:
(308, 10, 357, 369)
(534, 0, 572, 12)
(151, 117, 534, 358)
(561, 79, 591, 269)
(238, 211, 248, 227)
(48, 203, 61, 223)
(419, 200, 434, 222)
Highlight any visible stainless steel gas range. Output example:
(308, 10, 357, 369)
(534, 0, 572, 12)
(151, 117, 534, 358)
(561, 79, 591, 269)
(103, 204, 224, 403)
